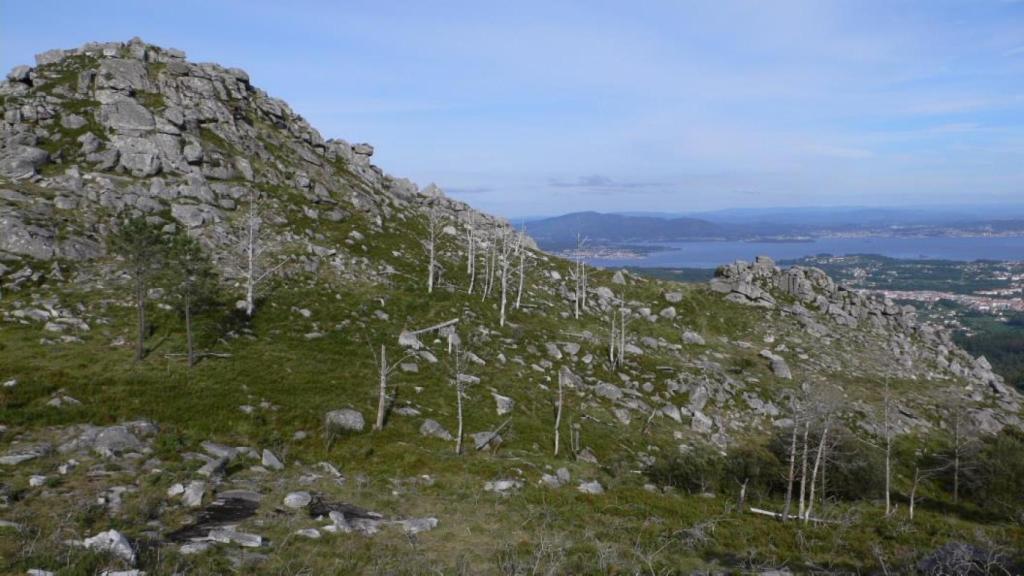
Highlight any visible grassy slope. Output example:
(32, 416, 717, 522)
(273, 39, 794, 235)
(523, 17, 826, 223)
(2, 213, 1022, 574)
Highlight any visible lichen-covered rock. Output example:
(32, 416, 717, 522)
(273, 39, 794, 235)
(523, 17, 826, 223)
(325, 409, 365, 434)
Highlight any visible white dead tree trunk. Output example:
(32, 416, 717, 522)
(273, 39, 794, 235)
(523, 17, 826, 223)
(617, 307, 629, 365)
(423, 206, 443, 294)
(514, 229, 527, 310)
(608, 306, 617, 365)
(883, 379, 893, 517)
(238, 191, 289, 318)
(797, 420, 810, 520)
(554, 367, 564, 456)
(782, 398, 801, 522)
(451, 342, 471, 455)
(573, 233, 587, 319)
(371, 343, 414, 431)
(804, 417, 830, 523)
(466, 215, 477, 295)
(498, 230, 518, 327)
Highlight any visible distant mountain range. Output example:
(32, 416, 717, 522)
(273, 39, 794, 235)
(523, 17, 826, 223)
(524, 207, 1024, 250)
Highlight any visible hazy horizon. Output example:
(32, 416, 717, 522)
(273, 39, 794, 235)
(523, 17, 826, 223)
(5, 1, 1023, 219)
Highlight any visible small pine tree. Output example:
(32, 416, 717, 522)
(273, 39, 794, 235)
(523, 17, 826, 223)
(166, 232, 219, 367)
(109, 217, 168, 362)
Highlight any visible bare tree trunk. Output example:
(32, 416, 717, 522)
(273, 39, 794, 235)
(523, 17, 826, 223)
(618, 308, 626, 365)
(953, 407, 962, 505)
(455, 380, 464, 455)
(245, 194, 257, 317)
(884, 380, 893, 517)
(608, 309, 617, 365)
(581, 261, 587, 311)
(782, 412, 799, 522)
(185, 291, 194, 368)
(909, 467, 921, 521)
(554, 369, 564, 456)
(515, 234, 525, 310)
(135, 277, 146, 362)
(798, 420, 810, 520)
(375, 345, 387, 431)
(805, 419, 829, 522)
(467, 224, 476, 295)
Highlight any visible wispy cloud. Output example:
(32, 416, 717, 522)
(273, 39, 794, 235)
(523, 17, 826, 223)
(548, 175, 660, 190)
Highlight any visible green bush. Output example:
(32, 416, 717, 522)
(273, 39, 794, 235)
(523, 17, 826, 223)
(646, 443, 724, 494)
(961, 428, 1024, 522)
(826, 429, 886, 501)
(725, 443, 784, 498)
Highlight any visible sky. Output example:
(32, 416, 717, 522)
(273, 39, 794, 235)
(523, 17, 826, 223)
(3, 1, 1024, 219)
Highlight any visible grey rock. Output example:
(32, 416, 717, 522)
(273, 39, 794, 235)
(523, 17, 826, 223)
(261, 449, 284, 470)
(682, 330, 705, 345)
(396, 517, 438, 534)
(61, 114, 87, 130)
(6, 65, 31, 83)
(594, 382, 623, 401)
(82, 529, 135, 563)
(0, 443, 51, 466)
(691, 411, 713, 434)
(484, 479, 522, 494)
(664, 291, 683, 303)
(99, 100, 155, 133)
(325, 408, 365, 433)
(93, 426, 143, 457)
(0, 145, 49, 179)
(113, 136, 161, 176)
(492, 392, 515, 415)
(283, 491, 311, 509)
(577, 480, 604, 495)
(208, 528, 262, 548)
(419, 419, 452, 440)
(183, 480, 205, 508)
(295, 528, 321, 539)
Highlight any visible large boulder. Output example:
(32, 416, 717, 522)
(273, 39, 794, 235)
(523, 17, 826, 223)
(0, 145, 49, 179)
(325, 409, 365, 434)
(419, 419, 452, 440)
(113, 136, 162, 176)
(98, 100, 155, 134)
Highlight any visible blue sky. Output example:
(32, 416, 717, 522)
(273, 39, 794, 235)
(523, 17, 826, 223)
(3, 1, 1024, 218)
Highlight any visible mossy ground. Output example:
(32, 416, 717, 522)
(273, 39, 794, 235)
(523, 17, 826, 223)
(2, 236, 1021, 573)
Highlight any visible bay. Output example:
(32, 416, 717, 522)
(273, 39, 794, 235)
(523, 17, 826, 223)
(586, 236, 1024, 269)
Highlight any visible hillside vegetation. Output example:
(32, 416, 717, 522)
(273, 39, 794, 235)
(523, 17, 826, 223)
(1, 39, 1022, 574)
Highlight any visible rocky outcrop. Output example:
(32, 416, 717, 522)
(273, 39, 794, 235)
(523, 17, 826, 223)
(711, 256, 1021, 417)
(0, 36, 532, 278)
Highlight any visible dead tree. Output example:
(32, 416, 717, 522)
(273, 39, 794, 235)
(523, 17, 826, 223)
(804, 415, 831, 523)
(782, 397, 802, 522)
(797, 420, 811, 520)
(617, 307, 630, 365)
(498, 230, 519, 327)
(608, 305, 618, 366)
(514, 228, 527, 310)
(237, 191, 288, 318)
(483, 229, 498, 299)
(451, 341, 473, 455)
(371, 343, 414, 431)
(554, 367, 565, 456)
(941, 396, 976, 505)
(466, 215, 477, 294)
(573, 233, 588, 319)
(422, 205, 444, 294)
(883, 379, 894, 517)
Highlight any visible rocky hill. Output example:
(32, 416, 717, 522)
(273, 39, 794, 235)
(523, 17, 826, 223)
(1, 39, 1022, 575)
